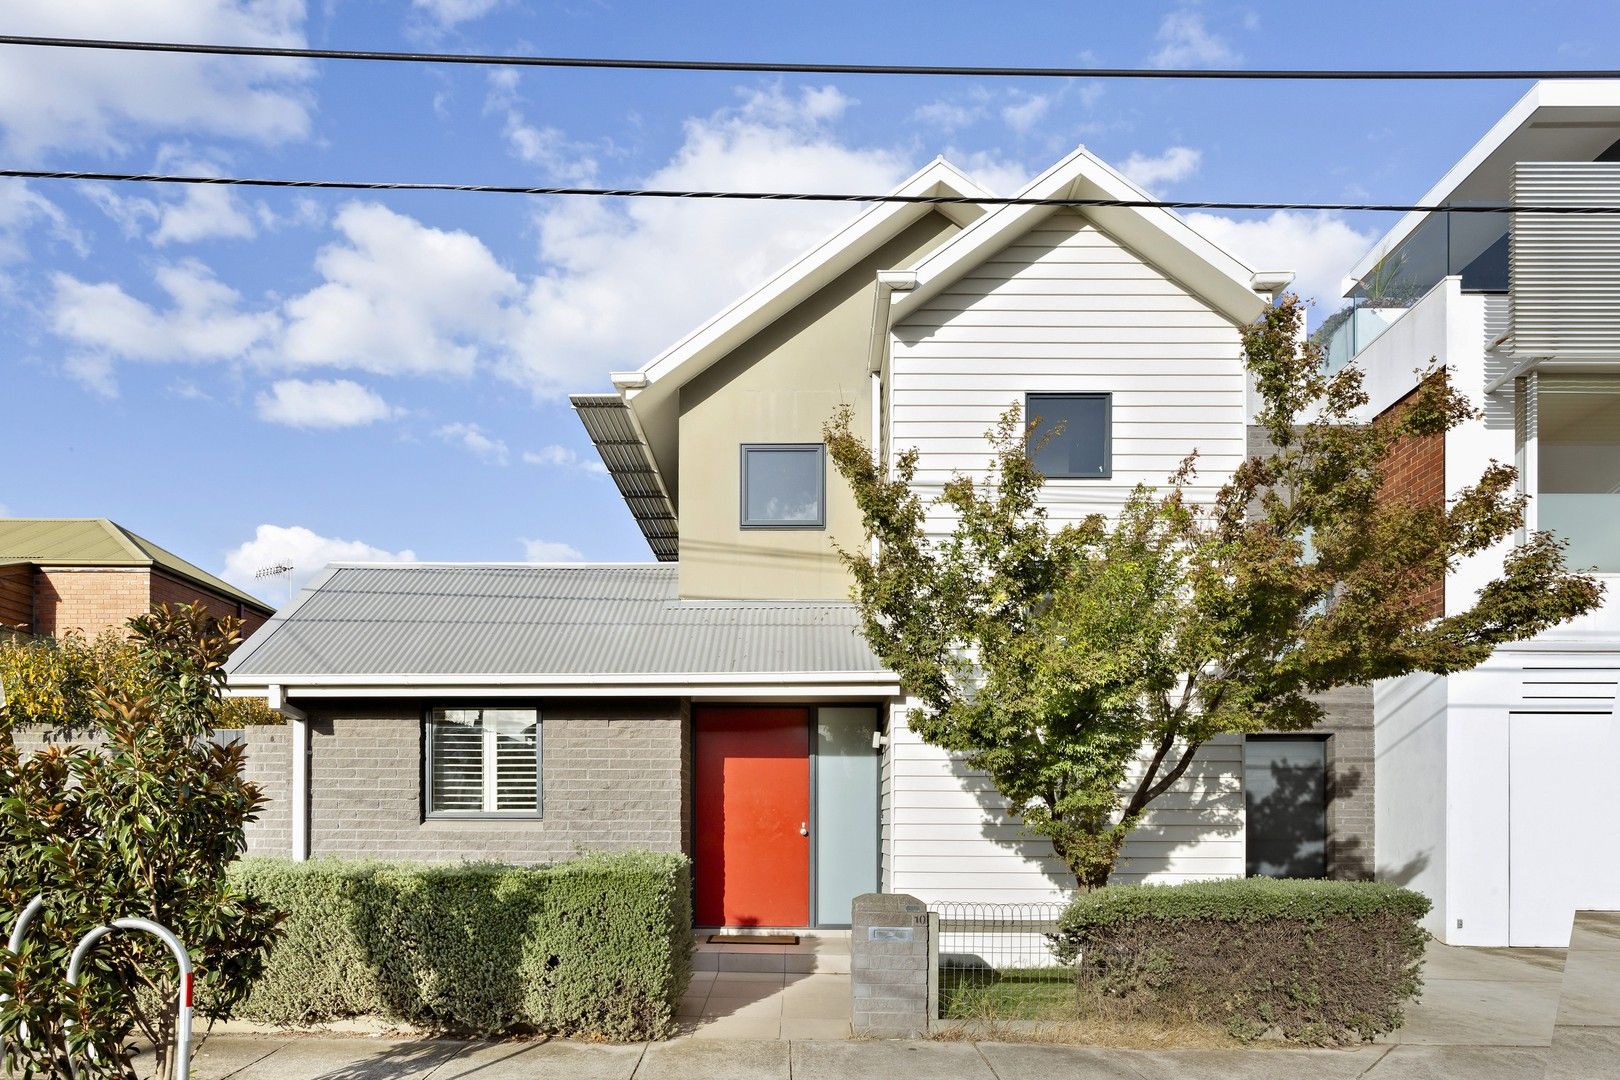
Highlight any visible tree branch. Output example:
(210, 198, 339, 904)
(1142, 739, 1205, 806)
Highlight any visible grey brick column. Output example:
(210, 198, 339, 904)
(851, 892, 932, 1037)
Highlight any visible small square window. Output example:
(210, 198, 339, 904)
(741, 444, 826, 528)
(426, 707, 541, 817)
(1026, 393, 1111, 479)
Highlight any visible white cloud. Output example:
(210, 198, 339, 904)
(0, 180, 82, 274)
(411, 0, 503, 27)
(912, 101, 985, 132)
(90, 150, 261, 246)
(1120, 146, 1203, 190)
(503, 85, 911, 396)
(1184, 210, 1377, 319)
(49, 260, 280, 395)
(40, 85, 937, 404)
(522, 444, 608, 474)
(1001, 94, 1051, 135)
(1150, 9, 1241, 68)
(0, 1, 314, 157)
(255, 378, 399, 429)
(436, 421, 509, 464)
(277, 202, 521, 377)
(222, 523, 417, 597)
(484, 71, 598, 182)
(520, 538, 583, 562)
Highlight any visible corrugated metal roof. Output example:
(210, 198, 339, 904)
(571, 395, 679, 561)
(225, 563, 886, 679)
(0, 518, 272, 612)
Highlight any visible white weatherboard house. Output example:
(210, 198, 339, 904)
(227, 146, 1382, 931)
(1329, 81, 1620, 947)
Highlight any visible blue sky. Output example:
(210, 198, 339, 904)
(3, 0, 1618, 605)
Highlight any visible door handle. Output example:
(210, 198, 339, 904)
(799, 822, 808, 836)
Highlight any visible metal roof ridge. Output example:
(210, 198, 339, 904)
(324, 560, 671, 569)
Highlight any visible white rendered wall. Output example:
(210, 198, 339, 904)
(1372, 672, 1449, 938)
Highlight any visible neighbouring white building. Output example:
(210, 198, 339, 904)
(1330, 80, 1620, 947)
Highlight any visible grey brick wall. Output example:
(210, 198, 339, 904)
(851, 893, 932, 1037)
(242, 724, 291, 857)
(1314, 685, 1375, 880)
(298, 699, 690, 863)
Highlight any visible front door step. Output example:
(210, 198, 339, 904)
(707, 932, 800, 945)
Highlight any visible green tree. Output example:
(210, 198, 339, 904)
(824, 294, 1603, 891)
(0, 605, 282, 1080)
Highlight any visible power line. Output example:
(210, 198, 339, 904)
(2, 34, 1619, 81)
(6, 167, 1620, 215)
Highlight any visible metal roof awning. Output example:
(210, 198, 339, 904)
(571, 394, 678, 561)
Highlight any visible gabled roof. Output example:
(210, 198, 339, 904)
(623, 157, 992, 397)
(224, 563, 893, 694)
(0, 518, 271, 613)
(891, 145, 1287, 327)
(573, 157, 993, 559)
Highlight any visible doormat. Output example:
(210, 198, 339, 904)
(707, 933, 800, 945)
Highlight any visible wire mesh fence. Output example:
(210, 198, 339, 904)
(931, 900, 1078, 1020)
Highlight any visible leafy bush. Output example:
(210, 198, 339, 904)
(226, 853, 692, 1040)
(0, 629, 279, 731)
(1052, 878, 1430, 1044)
(0, 606, 281, 1080)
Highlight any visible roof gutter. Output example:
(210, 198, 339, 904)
(227, 671, 902, 700)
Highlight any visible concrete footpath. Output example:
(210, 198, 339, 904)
(165, 1034, 1603, 1079)
(147, 911, 1620, 1079)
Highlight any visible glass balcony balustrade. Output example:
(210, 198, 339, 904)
(1314, 210, 1510, 370)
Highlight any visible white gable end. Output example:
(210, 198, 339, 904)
(890, 209, 1248, 528)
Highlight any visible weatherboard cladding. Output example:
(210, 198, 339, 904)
(226, 564, 884, 678)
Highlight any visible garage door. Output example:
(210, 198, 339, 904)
(1509, 712, 1620, 946)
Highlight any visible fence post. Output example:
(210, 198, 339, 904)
(926, 909, 940, 1026)
(850, 893, 931, 1038)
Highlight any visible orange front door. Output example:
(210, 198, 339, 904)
(694, 706, 810, 927)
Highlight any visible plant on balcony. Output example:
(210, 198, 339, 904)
(825, 293, 1604, 891)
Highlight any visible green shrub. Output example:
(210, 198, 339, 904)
(1052, 877, 1430, 1044)
(223, 852, 692, 1040)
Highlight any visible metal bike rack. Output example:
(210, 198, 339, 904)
(66, 919, 194, 1080)
(6, 895, 44, 955)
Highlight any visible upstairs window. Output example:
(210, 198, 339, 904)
(741, 444, 826, 528)
(1537, 375, 1620, 573)
(1026, 393, 1111, 479)
(426, 707, 541, 816)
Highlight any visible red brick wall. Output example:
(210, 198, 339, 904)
(31, 568, 152, 639)
(1376, 381, 1446, 621)
(149, 571, 270, 637)
(0, 564, 32, 632)
(31, 568, 271, 641)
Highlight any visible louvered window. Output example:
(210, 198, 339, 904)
(426, 707, 541, 816)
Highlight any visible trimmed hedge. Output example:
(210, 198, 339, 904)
(1052, 877, 1430, 1044)
(221, 852, 692, 1040)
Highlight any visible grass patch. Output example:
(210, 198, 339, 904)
(939, 966, 1079, 1021)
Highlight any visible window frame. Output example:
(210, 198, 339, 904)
(1242, 733, 1330, 879)
(1025, 392, 1113, 480)
(739, 442, 828, 529)
(423, 705, 543, 819)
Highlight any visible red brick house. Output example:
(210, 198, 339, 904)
(0, 518, 273, 640)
